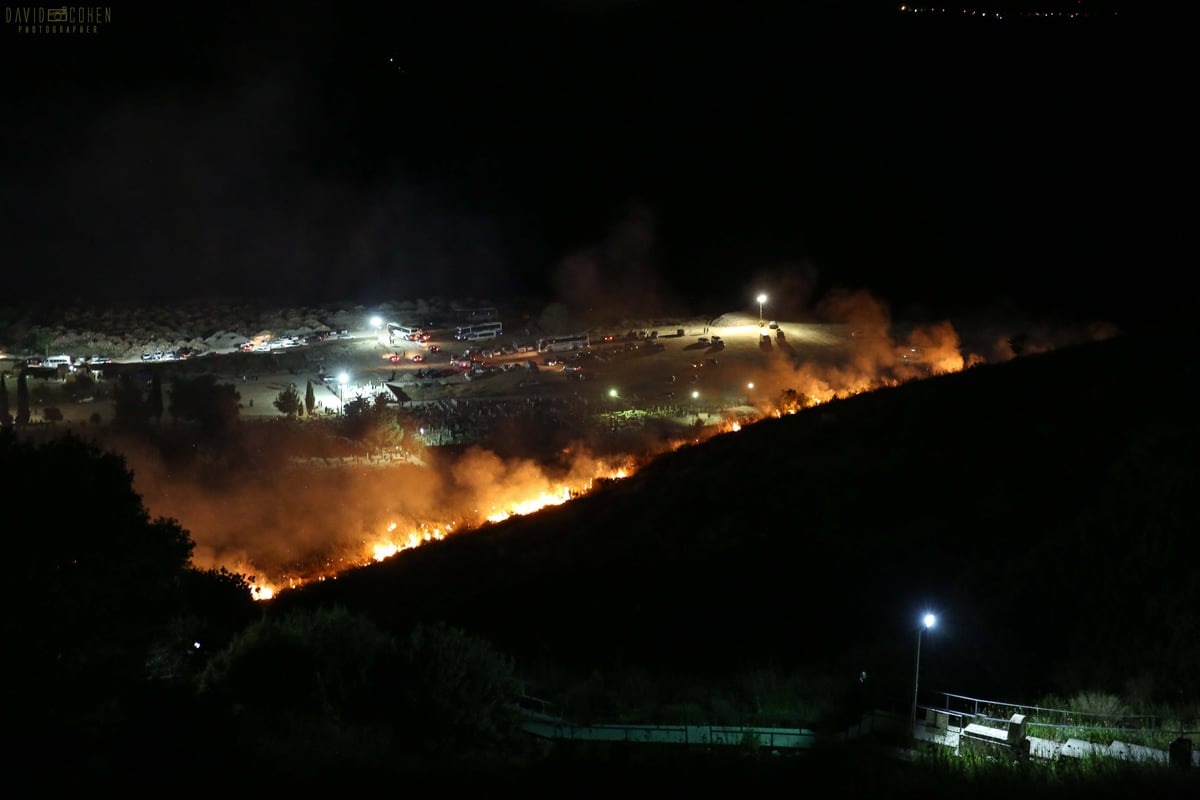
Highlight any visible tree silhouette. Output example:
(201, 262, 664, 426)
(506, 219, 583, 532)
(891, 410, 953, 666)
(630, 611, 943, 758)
(386, 621, 521, 754)
(1, 432, 197, 739)
(304, 379, 315, 416)
(15, 369, 30, 424)
(0, 373, 10, 426)
(273, 384, 302, 417)
(168, 374, 240, 433)
(199, 605, 396, 723)
(146, 567, 259, 683)
(112, 373, 149, 431)
(341, 396, 375, 440)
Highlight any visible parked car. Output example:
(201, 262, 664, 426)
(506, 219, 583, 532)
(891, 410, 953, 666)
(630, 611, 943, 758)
(411, 354, 425, 363)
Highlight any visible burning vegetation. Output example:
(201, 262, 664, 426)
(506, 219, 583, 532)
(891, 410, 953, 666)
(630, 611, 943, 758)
(99, 294, 1114, 602)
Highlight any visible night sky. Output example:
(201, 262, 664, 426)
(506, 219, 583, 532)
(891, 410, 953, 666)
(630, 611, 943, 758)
(1, 1, 1182, 326)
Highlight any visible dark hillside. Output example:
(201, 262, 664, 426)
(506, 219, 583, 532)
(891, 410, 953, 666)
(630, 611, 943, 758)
(274, 325, 1200, 705)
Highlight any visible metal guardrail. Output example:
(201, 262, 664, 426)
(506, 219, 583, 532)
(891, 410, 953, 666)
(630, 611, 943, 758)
(520, 714, 816, 750)
(516, 693, 815, 750)
(929, 690, 1162, 729)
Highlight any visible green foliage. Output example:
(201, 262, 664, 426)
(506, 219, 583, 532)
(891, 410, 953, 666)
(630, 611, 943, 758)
(199, 605, 396, 724)
(304, 379, 315, 415)
(273, 384, 303, 417)
(0, 373, 9, 426)
(1069, 691, 1130, 722)
(340, 395, 398, 442)
(367, 412, 407, 452)
(387, 621, 522, 753)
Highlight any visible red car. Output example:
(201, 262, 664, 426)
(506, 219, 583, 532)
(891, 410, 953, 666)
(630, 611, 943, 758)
(428, 344, 441, 353)
(389, 354, 403, 363)
(411, 354, 425, 363)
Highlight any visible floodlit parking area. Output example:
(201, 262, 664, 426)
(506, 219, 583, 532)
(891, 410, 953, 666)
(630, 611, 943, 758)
(5, 313, 858, 425)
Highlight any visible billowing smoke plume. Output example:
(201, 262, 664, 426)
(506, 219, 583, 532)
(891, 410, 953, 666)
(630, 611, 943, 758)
(101, 285, 1118, 596)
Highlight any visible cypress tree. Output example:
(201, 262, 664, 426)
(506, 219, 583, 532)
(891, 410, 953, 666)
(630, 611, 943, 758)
(305, 379, 315, 416)
(16, 370, 30, 425)
(0, 374, 10, 426)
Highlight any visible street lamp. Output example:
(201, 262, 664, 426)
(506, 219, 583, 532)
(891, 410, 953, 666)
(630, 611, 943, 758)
(338, 372, 349, 414)
(911, 612, 937, 737)
(756, 293, 767, 326)
(369, 315, 382, 329)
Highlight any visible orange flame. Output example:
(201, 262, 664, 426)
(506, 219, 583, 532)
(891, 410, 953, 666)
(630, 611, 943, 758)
(237, 320, 989, 600)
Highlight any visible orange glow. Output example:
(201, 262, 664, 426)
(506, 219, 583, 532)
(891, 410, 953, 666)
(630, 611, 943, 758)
(124, 308, 1069, 603)
(486, 487, 571, 523)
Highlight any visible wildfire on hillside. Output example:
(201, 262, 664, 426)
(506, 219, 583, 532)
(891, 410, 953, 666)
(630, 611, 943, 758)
(163, 307, 1095, 604)
(237, 330, 980, 600)
(242, 460, 641, 601)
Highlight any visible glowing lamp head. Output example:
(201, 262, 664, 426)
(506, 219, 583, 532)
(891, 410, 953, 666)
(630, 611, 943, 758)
(370, 315, 382, 328)
(756, 293, 767, 304)
(338, 372, 349, 385)
(608, 388, 618, 398)
(691, 390, 699, 399)
(922, 613, 936, 630)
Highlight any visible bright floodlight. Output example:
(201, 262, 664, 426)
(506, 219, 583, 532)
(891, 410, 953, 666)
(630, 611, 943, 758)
(369, 315, 382, 328)
(691, 390, 699, 399)
(608, 388, 618, 398)
(338, 372, 349, 385)
(756, 293, 767, 304)
(922, 613, 936, 629)
(747, 382, 755, 389)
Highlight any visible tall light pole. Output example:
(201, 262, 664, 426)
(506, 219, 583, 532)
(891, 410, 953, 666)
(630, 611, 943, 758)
(756, 293, 767, 326)
(911, 612, 936, 737)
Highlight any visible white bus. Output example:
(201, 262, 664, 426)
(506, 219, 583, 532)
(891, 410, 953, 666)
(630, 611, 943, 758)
(536, 333, 590, 353)
(387, 323, 424, 343)
(454, 321, 503, 341)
